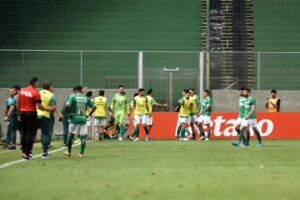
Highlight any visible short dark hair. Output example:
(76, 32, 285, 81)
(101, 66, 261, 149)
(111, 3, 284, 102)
(203, 89, 210, 95)
(133, 92, 139, 97)
(86, 91, 93, 97)
(238, 87, 245, 91)
(271, 89, 277, 94)
(42, 81, 52, 90)
(118, 85, 124, 89)
(147, 89, 153, 95)
(189, 88, 195, 92)
(138, 88, 145, 92)
(12, 85, 21, 91)
(29, 77, 38, 86)
(73, 85, 83, 92)
(99, 90, 105, 96)
(244, 88, 251, 93)
(184, 89, 189, 94)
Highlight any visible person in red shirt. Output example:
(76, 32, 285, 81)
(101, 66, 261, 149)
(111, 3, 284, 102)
(17, 77, 50, 160)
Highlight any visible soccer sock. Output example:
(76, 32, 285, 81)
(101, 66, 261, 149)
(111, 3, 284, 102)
(186, 129, 191, 136)
(236, 129, 246, 144)
(67, 134, 75, 153)
(238, 129, 244, 143)
(246, 130, 250, 145)
(254, 129, 262, 144)
(41, 132, 49, 153)
(200, 131, 205, 137)
(144, 126, 149, 136)
(119, 125, 125, 137)
(12, 129, 17, 145)
(131, 128, 138, 137)
(63, 132, 68, 145)
(192, 132, 196, 140)
(176, 126, 181, 136)
(116, 124, 120, 134)
(180, 128, 186, 138)
(207, 129, 211, 138)
(80, 135, 87, 154)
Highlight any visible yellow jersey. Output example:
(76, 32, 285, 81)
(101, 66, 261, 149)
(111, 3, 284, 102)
(37, 89, 56, 118)
(146, 95, 156, 114)
(94, 96, 108, 118)
(190, 94, 200, 114)
(130, 100, 136, 115)
(134, 95, 148, 115)
(268, 98, 279, 112)
(179, 97, 192, 118)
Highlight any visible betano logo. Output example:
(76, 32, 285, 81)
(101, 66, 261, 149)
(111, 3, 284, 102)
(211, 116, 273, 137)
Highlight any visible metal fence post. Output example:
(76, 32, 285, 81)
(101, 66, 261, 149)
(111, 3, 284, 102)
(257, 52, 260, 90)
(138, 51, 143, 88)
(80, 50, 83, 85)
(199, 52, 204, 102)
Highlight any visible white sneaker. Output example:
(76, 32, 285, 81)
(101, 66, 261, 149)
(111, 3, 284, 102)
(182, 138, 189, 141)
(198, 136, 206, 140)
(129, 136, 134, 141)
(118, 137, 123, 141)
(205, 138, 210, 141)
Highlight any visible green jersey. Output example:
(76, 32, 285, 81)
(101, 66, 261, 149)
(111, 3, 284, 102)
(67, 93, 94, 124)
(238, 96, 246, 118)
(111, 93, 129, 115)
(244, 96, 256, 119)
(201, 96, 212, 116)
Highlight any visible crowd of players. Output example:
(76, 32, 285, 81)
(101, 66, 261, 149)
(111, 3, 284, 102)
(2, 77, 282, 160)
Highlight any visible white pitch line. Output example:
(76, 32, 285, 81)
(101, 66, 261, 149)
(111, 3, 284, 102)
(0, 141, 94, 170)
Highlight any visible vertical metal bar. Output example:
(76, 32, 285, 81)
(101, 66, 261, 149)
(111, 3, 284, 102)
(138, 51, 143, 88)
(22, 51, 25, 85)
(80, 51, 83, 85)
(169, 72, 173, 111)
(206, 0, 211, 89)
(199, 52, 204, 102)
(257, 52, 260, 90)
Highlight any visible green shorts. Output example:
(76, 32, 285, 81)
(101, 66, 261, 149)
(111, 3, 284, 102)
(114, 113, 126, 124)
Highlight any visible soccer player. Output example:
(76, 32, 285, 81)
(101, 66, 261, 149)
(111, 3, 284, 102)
(175, 89, 187, 139)
(37, 81, 58, 158)
(132, 88, 149, 141)
(197, 89, 212, 141)
(177, 90, 192, 141)
(4, 85, 22, 149)
(94, 90, 113, 141)
(65, 85, 96, 158)
(146, 89, 168, 141)
(85, 91, 94, 135)
(233, 87, 247, 144)
(189, 88, 200, 140)
(3, 87, 17, 149)
(61, 91, 74, 147)
(265, 89, 280, 112)
(18, 77, 50, 160)
(129, 92, 139, 141)
(110, 85, 130, 141)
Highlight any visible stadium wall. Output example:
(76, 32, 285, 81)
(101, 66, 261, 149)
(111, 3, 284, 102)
(0, 89, 299, 139)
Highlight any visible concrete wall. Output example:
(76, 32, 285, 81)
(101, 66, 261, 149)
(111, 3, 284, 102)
(0, 88, 299, 138)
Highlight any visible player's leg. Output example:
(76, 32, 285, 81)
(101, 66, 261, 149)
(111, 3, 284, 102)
(78, 124, 88, 157)
(197, 116, 206, 140)
(5, 116, 13, 148)
(27, 112, 38, 158)
(48, 114, 55, 149)
(179, 117, 189, 141)
(203, 116, 211, 140)
(99, 118, 107, 140)
(251, 119, 263, 147)
(142, 115, 149, 141)
(232, 119, 248, 147)
(62, 114, 69, 147)
(190, 115, 197, 140)
(39, 117, 51, 158)
(65, 123, 78, 157)
(234, 118, 246, 144)
(147, 115, 153, 138)
(9, 116, 18, 150)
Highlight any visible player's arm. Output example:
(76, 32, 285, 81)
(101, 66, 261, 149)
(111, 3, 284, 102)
(107, 101, 113, 115)
(51, 95, 63, 121)
(88, 99, 96, 117)
(65, 95, 74, 118)
(35, 93, 51, 112)
(110, 95, 115, 111)
(245, 104, 255, 120)
(4, 104, 16, 122)
(126, 97, 130, 116)
(153, 98, 168, 107)
(265, 98, 269, 108)
(277, 99, 281, 112)
(133, 98, 137, 111)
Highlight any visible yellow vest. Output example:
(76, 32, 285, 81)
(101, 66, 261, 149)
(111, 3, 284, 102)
(268, 98, 279, 112)
(94, 96, 108, 118)
(134, 96, 148, 115)
(190, 94, 199, 114)
(147, 95, 154, 114)
(179, 97, 191, 117)
(37, 89, 53, 118)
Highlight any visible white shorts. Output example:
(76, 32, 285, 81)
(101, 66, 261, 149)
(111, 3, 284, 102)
(179, 117, 190, 124)
(69, 123, 87, 135)
(241, 119, 257, 128)
(135, 114, 147, 125)
(189, 114, 198, 123)
(234, 118, 243, 126)
(124, 116, 129, 125)
(94, 118, 107, 127)
(147, 115, 153, 126)
(197, 115, 211, 124)
(132, 116, 137, 127)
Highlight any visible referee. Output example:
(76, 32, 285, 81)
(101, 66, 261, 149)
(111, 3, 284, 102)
(17, 77, 50, 160)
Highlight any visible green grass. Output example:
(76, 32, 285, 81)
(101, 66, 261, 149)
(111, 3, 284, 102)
(0, 140, 300, 200)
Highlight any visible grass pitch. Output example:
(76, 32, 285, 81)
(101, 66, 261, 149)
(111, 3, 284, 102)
(0, 139, 300, 200)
